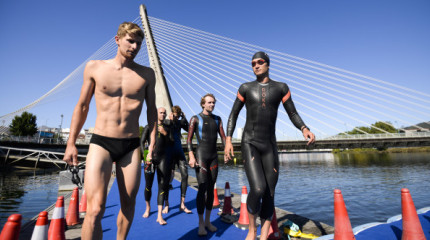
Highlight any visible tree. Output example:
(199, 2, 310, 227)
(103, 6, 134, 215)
(9, 112, 38, 136)
(344, 121, 397, 135)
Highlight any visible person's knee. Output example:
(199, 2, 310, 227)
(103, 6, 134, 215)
(86, 203, 105, 220)
(250, 185, 266, 199)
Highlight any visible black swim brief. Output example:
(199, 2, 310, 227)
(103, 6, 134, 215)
(90, 134, 140, 162)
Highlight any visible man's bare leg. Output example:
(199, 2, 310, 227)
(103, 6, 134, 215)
(156, 205, 167, 225)
(259, 219, 272, 240)
(246, 213, 257, 240)
(205, 210, 217, 232)
(142, 201, 150, 218)
(81, 145, 112, 240)
(116, 149, 141, 240)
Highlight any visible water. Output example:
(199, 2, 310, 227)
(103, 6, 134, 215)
(1, 152, 429, 228)
(191, 151, 430, 227)
(0, 168, 59, 225)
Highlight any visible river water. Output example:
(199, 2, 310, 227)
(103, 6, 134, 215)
(1, 151, 429, 228)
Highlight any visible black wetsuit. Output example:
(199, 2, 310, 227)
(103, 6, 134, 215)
(164, 117, 189, 198)
(187, 113, 226, 214)
(227, 79, 307, 220)
(141, 124, 172, 206)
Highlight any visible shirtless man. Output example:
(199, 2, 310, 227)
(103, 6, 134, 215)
(224, 52, 315, 240)
(63, 22, 157, 240)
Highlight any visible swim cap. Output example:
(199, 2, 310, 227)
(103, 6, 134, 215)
(252, 51, 270, 66)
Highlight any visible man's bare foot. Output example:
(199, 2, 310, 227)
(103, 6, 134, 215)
(205, 223, 217, 232)
(162, 205, 169, 214)
(198, 224, 207, 236)
(156, 216, 167, 225)
(180, 206, 192, 214)
(142, 208, 150, 218)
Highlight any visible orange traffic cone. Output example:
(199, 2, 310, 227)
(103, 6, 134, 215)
(333, 189, 355, 240)
(222, 182, 232, 215)
(401, 188, 426, 240)
(79, 189, 87, 214)
(48, 196, 65, 240)
(66, 187, 80, 226)
(31, 211, 48, 240)
(234, 186, 249, 230)
(0, 214, 22, 240)
(268, 209, 281, 240)
(213, 183, 220, 208)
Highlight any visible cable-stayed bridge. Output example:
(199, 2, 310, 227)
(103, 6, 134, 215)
(1, 7, 429, 149)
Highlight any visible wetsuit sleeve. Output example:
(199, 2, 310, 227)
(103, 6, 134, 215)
(180, 117, 189, 132)
(187, 116, 198, 152)
(281, 84, 307, 130)
(140, 125, 150, 153)
(227, 85, 246, 137)
(218, 117, 227, 147)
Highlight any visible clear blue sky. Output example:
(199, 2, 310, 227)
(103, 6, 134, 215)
(1, 0, 429, 132)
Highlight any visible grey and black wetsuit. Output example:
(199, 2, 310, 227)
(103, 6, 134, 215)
(141, 124, 172, 206)
(227, 79, 307, 220)
(187, 113, 226, 214)
(164, 117, 189, 198)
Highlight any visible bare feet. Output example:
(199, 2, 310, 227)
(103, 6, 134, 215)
(205, 223, 217, 232)
(198, 224, 207, 236)
(156, 216, 167, 225)
(142, 208, 150, 218)
(180, 206, 192, 214)
(162, 205, 169, 214)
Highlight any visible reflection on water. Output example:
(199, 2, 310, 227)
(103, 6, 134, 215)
(0, 168, 59, 225)
(205, 151, 430, 227)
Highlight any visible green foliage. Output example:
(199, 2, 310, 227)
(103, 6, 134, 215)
(139, 126, 145, 138)
(344, 121, 397, 135)
(9, 112, 38, 136)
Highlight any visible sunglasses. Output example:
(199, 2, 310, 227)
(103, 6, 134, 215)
(252, 59, 266, 67)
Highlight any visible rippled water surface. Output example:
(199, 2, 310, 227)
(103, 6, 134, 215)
(0, 169, 59, 225)
(191, 151, 430, 227)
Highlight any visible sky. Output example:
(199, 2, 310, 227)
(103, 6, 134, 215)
(0, 0, 429, 136)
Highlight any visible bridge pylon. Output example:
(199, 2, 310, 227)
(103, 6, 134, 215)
(139, 4, 173, 113)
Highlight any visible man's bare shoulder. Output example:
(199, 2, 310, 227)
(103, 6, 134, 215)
(133, 63, 155, 82)
(85, 59, 111, 71)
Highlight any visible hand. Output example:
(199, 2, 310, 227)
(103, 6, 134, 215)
(224, 138, 234, 163)
(188, 152, 198, 168)
(158, 125, 167, 135)
(146, 149, 153, 162)
(302, 128, 315, 145)
(63, 143, 79, 166)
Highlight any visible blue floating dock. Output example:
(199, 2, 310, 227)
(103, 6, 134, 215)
(101, 165, 260, 239)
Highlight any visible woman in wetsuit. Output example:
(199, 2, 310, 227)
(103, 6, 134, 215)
(141, 107, 172, 225)
(188, 94, 226, 236)
(224, 52, 315, 240)
(164, 105, 192, 213)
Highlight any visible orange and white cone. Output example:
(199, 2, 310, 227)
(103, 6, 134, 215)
(220, 182, 237, 223)
(79, 189, 87, 215)
(48, 196, 65, 240)
(221, 182, 232, 215)
(333, 189, 355, 240)
(31, 211, 48, 240)
(234, 186, 249, 230)
(268, 209, 281, 240)
(66, 187, 80, 226)
(0, 214, 22, 240)
(213, 183, 220, 208)
(401, 188, 426, 240)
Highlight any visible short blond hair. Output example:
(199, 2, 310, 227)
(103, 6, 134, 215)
(200, 93, 216, 109)
(117, 22, 144, 39)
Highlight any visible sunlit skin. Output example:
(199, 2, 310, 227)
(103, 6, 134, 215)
(63, 29, 157, 240)
(223, 58, 315, 240)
